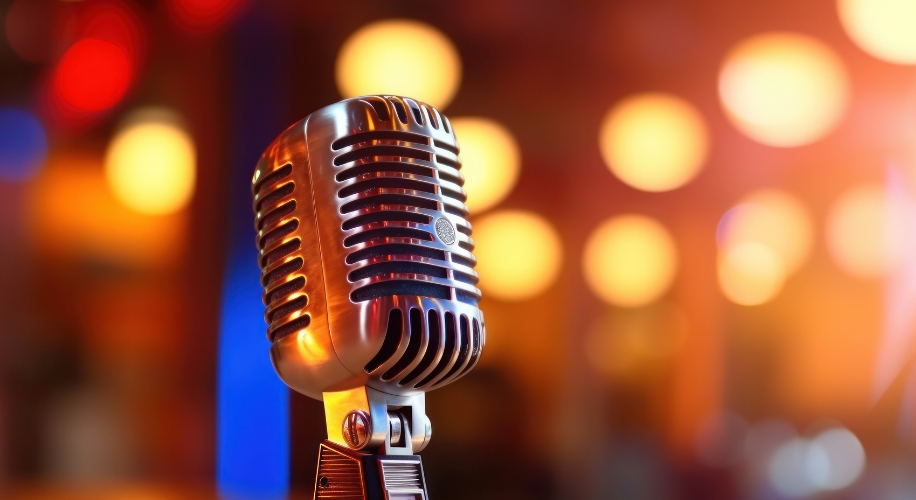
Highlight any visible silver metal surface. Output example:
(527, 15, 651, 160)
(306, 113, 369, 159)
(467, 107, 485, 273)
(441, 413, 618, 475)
(252, 95, 485, 453)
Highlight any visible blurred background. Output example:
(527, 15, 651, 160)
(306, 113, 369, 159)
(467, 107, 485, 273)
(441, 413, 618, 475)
(2, 0, 916, 498)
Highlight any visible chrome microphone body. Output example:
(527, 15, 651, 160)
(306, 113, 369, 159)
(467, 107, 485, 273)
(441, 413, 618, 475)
(252, 95, 484, 498)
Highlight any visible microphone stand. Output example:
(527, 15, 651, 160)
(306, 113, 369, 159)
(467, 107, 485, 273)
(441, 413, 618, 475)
(314, 386, 431, 500)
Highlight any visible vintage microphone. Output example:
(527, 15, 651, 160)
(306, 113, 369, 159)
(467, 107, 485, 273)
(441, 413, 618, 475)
(251, 95, 484, 499)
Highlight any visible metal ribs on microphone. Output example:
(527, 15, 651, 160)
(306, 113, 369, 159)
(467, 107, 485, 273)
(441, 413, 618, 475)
(252, 95, 485, 407)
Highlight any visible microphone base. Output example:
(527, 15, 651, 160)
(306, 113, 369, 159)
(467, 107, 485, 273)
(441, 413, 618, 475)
(314, 440, 429, 500)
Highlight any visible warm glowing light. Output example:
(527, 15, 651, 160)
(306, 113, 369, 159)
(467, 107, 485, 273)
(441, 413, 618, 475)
(718, 189, 814, 274)
(839, 0, 916, 65)
(336, 19, 462, 109)
(583, 215, 678, 307)
(52, 38, 133, 112)
(0, 108, 48, 183)
(167, 0, 247, 32)
(451, 117, 520, 213)
(767, 427, 866, 497)
(105, 109, 196, 215)
(826, 184, 903, 278)
(598, 93, 709, 192)
(473, 210, 563, 301)
(718, 241, 786, 306)
(719, 32, 849, 147)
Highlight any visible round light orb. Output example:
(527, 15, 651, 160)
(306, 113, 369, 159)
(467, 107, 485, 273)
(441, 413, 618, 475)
(826, 184, 902, 278)
(718, 32, 849, 147)
(583, 215, 678, 307)
(718, 241, 787, 306)
(105, 109, 196, 215)
(473, 210, 563, 301)
(599, 92, 709, 192)
(53, 38, 133, 113)
(839, 0, 916, 65)
(718, 189, 814, 274)
(451, 117, 521, 213)
(810, 427, 866, 491)
(336, 19, 461, 109)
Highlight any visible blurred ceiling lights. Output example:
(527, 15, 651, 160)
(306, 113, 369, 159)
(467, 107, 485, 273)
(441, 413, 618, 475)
(52, 38, 132, 113)
(838, 0, 916, 65)
(599, 92, 709, 192)
(449, 117, 520, 214)
(717, 241, 786, 306)
(167, 0, 247, 33)
(716, 189, 813, 306)
(719, 32, 849, 147)
(0, 108, 48, 183)
(767, 426, 866, 497)
(718, 190, 814, 275)
(104, 108, 196, 215)
(473, 209, 563, 301)
(826, 184, 903, 278)
(335, 19, 462, 109)
(582, 215, 678, 308)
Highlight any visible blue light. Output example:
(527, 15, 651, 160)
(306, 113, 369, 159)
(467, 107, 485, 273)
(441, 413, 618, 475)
(0, 107, 48, 183)
(216, 247, 289, 500)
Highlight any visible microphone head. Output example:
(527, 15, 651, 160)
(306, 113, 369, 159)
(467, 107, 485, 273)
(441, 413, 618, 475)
(252, 96, 484, 401)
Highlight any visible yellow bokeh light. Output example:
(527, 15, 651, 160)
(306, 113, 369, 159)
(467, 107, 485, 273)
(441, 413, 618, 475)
(718, 241, 787, 306)
(718, 189, 814, 274)
(718, 32, 849, 147)
(105, 109, 196, 215)
(826, 184, 904, 278)
(451, 117, 521, 214)
(598, 93, 709, 192)
(473, 210, 563, 301)
(335, 19, 462, 109)
(582, 215, 678, 307)
(839, 0, 916, 65)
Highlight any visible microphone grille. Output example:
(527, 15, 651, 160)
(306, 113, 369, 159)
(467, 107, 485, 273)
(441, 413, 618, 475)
(253, 162, 309, 343)
(335, 96, 481, 306)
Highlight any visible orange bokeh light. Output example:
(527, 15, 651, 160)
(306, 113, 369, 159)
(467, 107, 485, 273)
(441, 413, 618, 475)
(51, 38, 133, 113)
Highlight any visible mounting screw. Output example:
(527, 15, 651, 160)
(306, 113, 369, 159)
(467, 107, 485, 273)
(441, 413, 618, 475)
(342, 410, 371, 449)
(318, 476, 330, 488)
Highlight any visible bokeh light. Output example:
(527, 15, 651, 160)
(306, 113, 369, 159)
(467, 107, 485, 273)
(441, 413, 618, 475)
(598, 92, 709, 192)
(52, 38, 133, 113)
(767, 427, 865, 497)
(451, 117, 521, 213)
(167, 0, 247, 33)
(719, 32, 849, 147)
(826, 184, 903, 278)
(718, 241, 786, 306)
(810, 427, 866, 491)
(105, 109, 196, 215)
(582, 215, 678, 307)
(336, 19, 462, 109)
(718, 189, 814, 274)
(0, 108, 48, 183)
(473, 210, 563, 301)
(838, 0, 916, 65)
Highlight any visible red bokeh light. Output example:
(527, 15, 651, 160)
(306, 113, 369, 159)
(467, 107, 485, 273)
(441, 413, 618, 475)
(167, 0, 247, 33)
(51, 38, 133, 113)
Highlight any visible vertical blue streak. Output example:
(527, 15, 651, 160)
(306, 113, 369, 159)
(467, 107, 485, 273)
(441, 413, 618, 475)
(217, 6, 292, 499)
